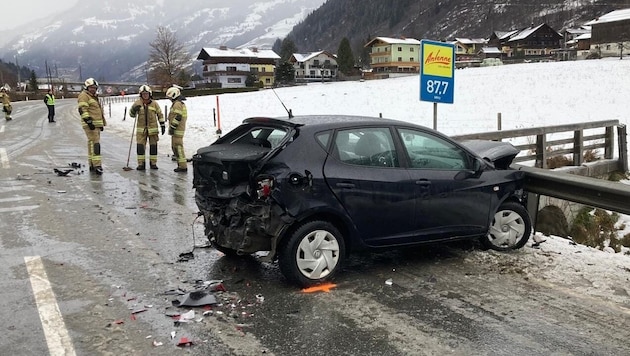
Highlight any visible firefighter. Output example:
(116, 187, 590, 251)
(165, 86, 188, 172)
(77, 78, 106, 175)
(0, 86, 12, 121)
(129, 85, 165, 170)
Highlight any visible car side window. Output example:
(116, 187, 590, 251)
(398, 128, 469, 170)
(334, 128, 398, 167)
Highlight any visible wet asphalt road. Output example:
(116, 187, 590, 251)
(1, 99, 630, 355)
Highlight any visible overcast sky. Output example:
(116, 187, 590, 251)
(1, 0, 78, 31)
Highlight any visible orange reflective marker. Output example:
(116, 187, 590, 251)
(302, 283, 337, 293)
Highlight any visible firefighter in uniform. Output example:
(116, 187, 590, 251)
(165, 86, 188, 172)
(129, 85, 165, 170)
(1, 86, 12, 121)
(77, 78, 106, 174)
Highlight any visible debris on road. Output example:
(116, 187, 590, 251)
(172, 291, 218, 307)
(302, 283, 337, 293)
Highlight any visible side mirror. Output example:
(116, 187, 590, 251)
(454, 157, 485, 180)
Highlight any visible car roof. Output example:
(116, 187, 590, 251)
(243, 115, 431, 131)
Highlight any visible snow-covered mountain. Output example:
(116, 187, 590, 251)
(2, 0, 325, 82)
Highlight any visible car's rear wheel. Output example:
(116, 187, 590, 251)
(278, 221, 345, 287)
(482, 201, 531, 251)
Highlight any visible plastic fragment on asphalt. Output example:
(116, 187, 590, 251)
(302, 283, 337, 293)
(385, 278, 393, 286)
(255, 294, 264, 303)
(152, 340, 163, 347)
(177, 337, 194, 347)
(171, 331, 176, 339)
(173, 291, 218, 307)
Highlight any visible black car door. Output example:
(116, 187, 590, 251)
(396, 127, 492, 240)
(323, 127, 416, 246)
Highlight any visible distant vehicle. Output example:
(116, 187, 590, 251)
(192, 115, 531, 286)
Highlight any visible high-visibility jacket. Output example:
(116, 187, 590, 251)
(129, 99, 164, 136)
(168, 100, 187, 137)
(45, 93, 55, 106)
(77, 89, 106, 128)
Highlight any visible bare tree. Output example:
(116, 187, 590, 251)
(148, 26, 190, 89)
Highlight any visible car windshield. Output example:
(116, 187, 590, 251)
(230, 127, 289, 149)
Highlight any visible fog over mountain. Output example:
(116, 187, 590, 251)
(1, 0, 325, 82)
(3, 0, 630, 83)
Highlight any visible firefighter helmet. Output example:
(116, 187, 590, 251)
(84, 78, 99, 88)
(165, 87, 180, 100)
(139, 85, 152, 96)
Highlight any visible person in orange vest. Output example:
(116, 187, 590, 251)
(44, 88, 56, 122)
(0, 86, 12, 121)
(129, 85, 165, 170)
(77, 78, 106, 175)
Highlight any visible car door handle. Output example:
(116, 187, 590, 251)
(415, 180, 431, 186)
(336, 182, 355, 189)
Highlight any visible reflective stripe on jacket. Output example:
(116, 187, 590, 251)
(168, 100, 187, 137)
(130, 99, 164, 136)
(77, 90, 106, 128)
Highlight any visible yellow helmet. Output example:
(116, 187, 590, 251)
(165, 87, 180, 100)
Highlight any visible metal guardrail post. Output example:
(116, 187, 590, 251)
(573, 129, 583, 166)
(605, 126, 614, 159)
(618, 124, 628, 172)
(536, 134, 547, 168)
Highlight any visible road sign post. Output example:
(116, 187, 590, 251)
(420, 40, 455, 130)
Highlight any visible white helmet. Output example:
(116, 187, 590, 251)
(165, 87, 180, 100)
(139, 85, 152, 96)
(84, 78, 99, 88)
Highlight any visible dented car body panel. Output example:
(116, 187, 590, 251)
(192, 115, 528, 261)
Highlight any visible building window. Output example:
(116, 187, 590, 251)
(398, 57, 402, 62)
(226, 66, 237, 71)
(410, 57, 414, 62)
(398, 47, 402, 51)
(227, 78, 242, 83)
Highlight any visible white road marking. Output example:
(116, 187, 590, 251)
(0, 125, 4, 133)
(24, 256, 76, 356)
(0, 205, 39, 213)
(0, 147, 8, 168)
(0, 196, 31, 203)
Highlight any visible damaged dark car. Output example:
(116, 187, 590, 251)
(193, 115, 531, 287)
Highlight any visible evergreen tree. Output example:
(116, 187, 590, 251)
(272, 38, 282, 56)
(29, 70, 38, 92)
(275, 62, 295, 85)
(280, 37, 298, 62)
(337, 37, 355, 76)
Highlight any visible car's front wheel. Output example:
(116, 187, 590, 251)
(481, 201, 531, 251)
(278, 221, 345, 287)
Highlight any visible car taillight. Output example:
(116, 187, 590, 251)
(256, 178, 274, 199)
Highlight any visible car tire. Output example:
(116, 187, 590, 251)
(278, 220, 345, 287)
(481, 201, 531, 251)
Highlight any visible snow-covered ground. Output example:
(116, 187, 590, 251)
(103, 58, 630, 305)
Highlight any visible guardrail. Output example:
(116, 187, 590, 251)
(514, 165, 630, 219)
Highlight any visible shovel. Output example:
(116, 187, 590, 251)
(123, 114, 137, 171)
